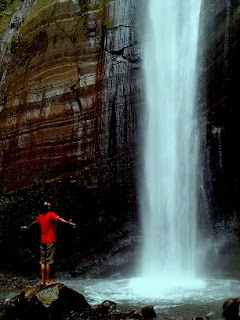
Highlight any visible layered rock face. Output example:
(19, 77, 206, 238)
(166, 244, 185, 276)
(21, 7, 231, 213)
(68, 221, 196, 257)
(0, 0, 143, 197)
(199, 0, 240, 276)
(0, 0, 143, 273)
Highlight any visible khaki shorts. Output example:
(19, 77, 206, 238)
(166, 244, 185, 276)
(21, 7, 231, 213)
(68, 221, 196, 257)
(40, 243, 56, 265)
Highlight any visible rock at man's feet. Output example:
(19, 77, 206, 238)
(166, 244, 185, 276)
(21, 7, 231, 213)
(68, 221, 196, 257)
(3, 283, 90, 320)
(2, 283, 157, 320)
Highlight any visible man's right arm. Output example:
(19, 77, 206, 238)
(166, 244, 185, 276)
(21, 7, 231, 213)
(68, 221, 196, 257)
(21, 217, 39, 230)
(58, 217, 76, 226)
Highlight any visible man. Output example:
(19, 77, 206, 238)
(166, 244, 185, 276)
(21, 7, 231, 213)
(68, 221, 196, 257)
(21, 202, 76, 286)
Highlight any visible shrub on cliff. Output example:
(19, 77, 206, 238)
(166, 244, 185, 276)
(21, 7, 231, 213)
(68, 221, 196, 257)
(0, 0, 14, 13)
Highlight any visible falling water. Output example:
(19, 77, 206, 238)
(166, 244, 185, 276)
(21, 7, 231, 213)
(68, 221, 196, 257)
(140, 0, 202, 281)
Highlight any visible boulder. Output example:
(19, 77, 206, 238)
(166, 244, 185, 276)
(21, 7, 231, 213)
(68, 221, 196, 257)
(223, 297, 240, 320)
(79, 300, 122, 318)
(3, 283, 90, 320)
(2, 284, 157, 320)
(71, 300, 156, 320)
(126, 305, 157, 319)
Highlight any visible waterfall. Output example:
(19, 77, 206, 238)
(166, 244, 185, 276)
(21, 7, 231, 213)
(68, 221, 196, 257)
(140, 0, 202, 281)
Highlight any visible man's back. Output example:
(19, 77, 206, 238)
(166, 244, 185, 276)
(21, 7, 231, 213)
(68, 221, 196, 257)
(35, 211, 59, 243)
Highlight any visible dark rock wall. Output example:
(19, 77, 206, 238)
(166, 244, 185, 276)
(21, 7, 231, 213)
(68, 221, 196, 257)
(199, 0, 240, 277)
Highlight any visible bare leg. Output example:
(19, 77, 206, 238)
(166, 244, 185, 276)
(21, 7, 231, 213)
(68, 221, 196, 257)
(45, 264, 51, 284)
(40, 264, 45, 285)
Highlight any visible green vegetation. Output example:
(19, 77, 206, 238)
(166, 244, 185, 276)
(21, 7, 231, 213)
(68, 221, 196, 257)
(105, 18, 114, 29)
(83, 175, 99, 187)
(0, 0, 21, 38)
(91, 0, 116, 30)
(78, 0, 88, 13)
(0, 0, 14, 13)
(19, 0, 55, 37)
(93, 3, 101, 11)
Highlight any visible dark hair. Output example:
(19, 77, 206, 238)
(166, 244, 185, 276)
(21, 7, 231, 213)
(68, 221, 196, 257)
(42, 204, 49, 214)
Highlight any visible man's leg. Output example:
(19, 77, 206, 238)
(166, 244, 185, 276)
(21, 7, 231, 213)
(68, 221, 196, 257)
(45, 264, 51, 284)
(40, 244, 46, 285)
(40, 264, 45, 285)
(45, 243, 56, 285)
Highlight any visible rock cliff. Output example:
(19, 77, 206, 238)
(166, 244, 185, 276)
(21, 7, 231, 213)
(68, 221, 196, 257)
(0, 0, 143, 196)
(0, 0, 143, 274)
(198, 0, 240, 277)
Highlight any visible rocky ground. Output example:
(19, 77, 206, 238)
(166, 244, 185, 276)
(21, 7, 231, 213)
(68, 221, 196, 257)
(0, 269, 239, 320)
(0, 279, 157, 320)
(0, 269, 37, 317)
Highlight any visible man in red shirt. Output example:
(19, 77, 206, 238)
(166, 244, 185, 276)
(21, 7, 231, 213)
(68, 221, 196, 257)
(21, 202, 76, 285)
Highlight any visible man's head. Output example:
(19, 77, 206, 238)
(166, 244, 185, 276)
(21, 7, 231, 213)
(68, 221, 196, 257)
(44, 202, 51, 209)
(42, 204, 49, 214)
(42, 202, 51, 214)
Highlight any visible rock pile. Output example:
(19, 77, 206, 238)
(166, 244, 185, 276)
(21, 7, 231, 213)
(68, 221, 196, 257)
(2, 283, 156, 320)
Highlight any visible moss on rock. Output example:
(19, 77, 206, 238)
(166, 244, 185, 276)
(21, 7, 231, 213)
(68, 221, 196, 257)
(0, 0, 21, 39)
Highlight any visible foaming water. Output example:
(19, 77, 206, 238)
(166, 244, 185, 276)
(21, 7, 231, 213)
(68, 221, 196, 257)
(61, 277, 240, 306)
(1, 275, 238, 319)
(61, 277, 240, 319)
(128, 277, 206, 299)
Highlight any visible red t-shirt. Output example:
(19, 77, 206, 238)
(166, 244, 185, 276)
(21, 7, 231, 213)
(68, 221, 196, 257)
(34, 211, 60, 244)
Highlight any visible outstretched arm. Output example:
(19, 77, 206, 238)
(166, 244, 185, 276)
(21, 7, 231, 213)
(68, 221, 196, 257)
(21, 221, 36, 230)
(58, 217, 76, 227)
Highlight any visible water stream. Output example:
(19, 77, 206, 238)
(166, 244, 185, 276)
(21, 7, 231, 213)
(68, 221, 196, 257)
(140, 0, 202, 281)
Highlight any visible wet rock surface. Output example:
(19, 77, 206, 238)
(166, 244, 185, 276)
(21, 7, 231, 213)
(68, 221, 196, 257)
(198, 0, 240, 279)
(1, 282, 156, 320)
(0, 270, 36, 318)
(222, 296, 240, 320)
(3, 283, 90, 320)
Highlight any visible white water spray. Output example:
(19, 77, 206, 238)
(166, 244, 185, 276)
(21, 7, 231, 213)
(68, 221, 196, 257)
(140, 0, 202, 281)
